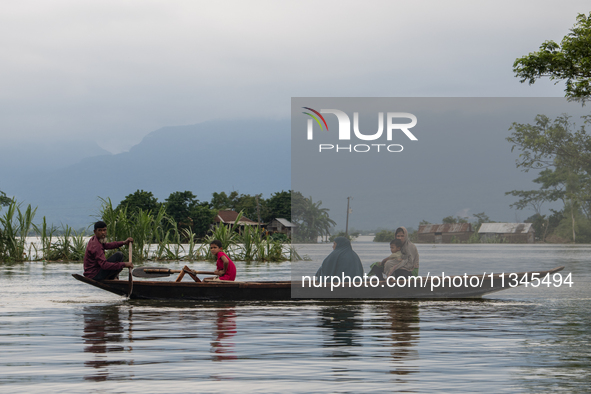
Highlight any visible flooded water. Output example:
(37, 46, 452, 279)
(1, 243, 590, 393)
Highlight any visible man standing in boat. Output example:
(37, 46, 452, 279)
(83, 221, 133, 280)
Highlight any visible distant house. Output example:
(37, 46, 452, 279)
(214, 210, 261, 230)
(478, 223, 534, 243)
(266, 218, 297, 238)
(417, 223, 473, 243)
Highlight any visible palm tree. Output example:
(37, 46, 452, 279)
(291, 193, 336, 243)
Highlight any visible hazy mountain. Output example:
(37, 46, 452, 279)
(0, 140, 112, 182)
(4, 119, 291, 228)
(0, 112, 563, 232)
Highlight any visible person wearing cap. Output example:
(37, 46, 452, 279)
(83, 221, 134, 280)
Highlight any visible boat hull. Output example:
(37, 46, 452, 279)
(73, 266, 565, 301)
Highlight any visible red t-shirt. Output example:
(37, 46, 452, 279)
(215, 251, 236, 281)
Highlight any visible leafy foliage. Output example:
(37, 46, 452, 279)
(0, 190, 11, 207)
(507, 113, 591, 242)
(117, 190, 161, 214)
(373, 230, 396, 243)
(211, 191, 239, 210)
(507, 114, 591, 175)
(163, 191, 215, 239)
(165, 191, 199, 225)
(100, 197, 170, 262)
(0, 200, 38, 262)
(513, 12, 591, 102)
(442, 216, 468, 224)
(291, 192, 336, 243)
(188, 204, 217, 239)
(265, 191, 291, 222)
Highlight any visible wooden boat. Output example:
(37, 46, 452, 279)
(72, 265, 565, 301)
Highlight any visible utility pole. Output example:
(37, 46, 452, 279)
(345, 197, 352, 236)
(256, 194, 261, 230)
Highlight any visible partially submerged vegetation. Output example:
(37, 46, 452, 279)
(0, 198, 297, 263)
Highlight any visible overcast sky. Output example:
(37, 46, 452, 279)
(1, 1, 589, 153)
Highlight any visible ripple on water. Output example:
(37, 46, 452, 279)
(1, 245, 590, 393)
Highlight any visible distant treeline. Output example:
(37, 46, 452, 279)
(113, 189, 337, 244)
(114, 189, 291, 239)
(0, 189, 337, 262)
(0, 192, 299, 263)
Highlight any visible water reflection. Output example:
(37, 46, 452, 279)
(387, 302, 419, 368)
(372, 302, 420, 378)
(319, 304, 363, 353)
(82, 305, 132, 382)
(211, 307, 237, 362)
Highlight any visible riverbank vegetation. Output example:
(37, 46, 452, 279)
(0, 189, 310, 263)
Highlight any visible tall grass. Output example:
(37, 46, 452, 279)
(204, 216, 241, 251)
(46, 224, 73, 260)
(1, 198, 293, 263)
(99, 197, 173, 262)
(199, 212, 290, 262)
(182, 228, 206, 260)
(0, 200, 38, 262)
(235, 224, 286, 262)
(239, 224, 260, 261)
(44, 224, 87, 261)
(40, 217, 56, 260)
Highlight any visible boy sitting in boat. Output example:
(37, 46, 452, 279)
(382, 239, 405, 278)
(206, 240, 237, 281)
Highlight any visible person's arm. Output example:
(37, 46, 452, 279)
(101, 238, 134, 268)
(386, 258, 406, 276)
(90, 243, 126, 271)
(215, 255, 229, 276)
(104, 237, 133, 250)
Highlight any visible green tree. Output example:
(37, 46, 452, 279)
(442, 216, 468, 224)
(513, 12, 591, 102)
(507, 114, 591, 176)
(525, 213, 548, 242)
(465, 212, 491, 243)
(189, 204, 216, 239)
(165, 191, 199, 227)
(265, 190, 292, 222)
(117, 190, 160, 214)
(442, 216, 456, 224)
(211, 191, 239, 210)
(373, 229, 396, 242)
(165, 191, 216, 239)
(507, 114, 591, 242)
(0, 190, 11, 207)
(232, 193, 260, 222)
(291, 192, 336, 243)
(471, 212, 490, 228)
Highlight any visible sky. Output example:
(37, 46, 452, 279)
(291, 97, 588, 230)
(1, 0, 589, 154)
